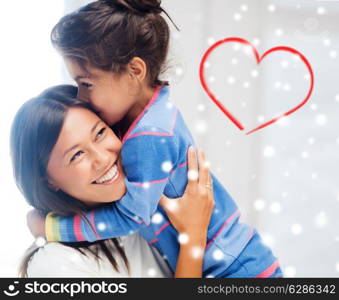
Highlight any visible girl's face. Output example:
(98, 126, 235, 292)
(65, 59, 138, 127)
(47, 107, 126, 206)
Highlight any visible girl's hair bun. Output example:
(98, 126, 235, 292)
(102, 0, 163, 15)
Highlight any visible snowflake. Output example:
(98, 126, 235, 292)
(281, 60, 289, 68)
(276, 116, 289, 127)
(195, 120, 208, 134)
(282, 192, 288, 198)
(251, 70, 259, 78)
(191, 246, 204, 259)
(35, 237, 46, 247)
(257, 115, 265, 123)
(275, 28, 284, 36)
(212, 249, 224, 261)
(197, 104, 206, 112)
(268, 4, 276, 12)
(317, 7, 326, 15)
(178, 233, 189, 244)
(329, 50, 337, 59)
(274, 81, 282, 89)
(165, 199, 178, 212)
(231, 58, 238, 65)
(207, 37, 215, 45)
(270, 202, 282, 214)
(97, 222, 106, 231)
(243, 81, 250, 89)
(323, 38, 331, 47)
(252, 38, 260, 46)
(263, 145, 275, 157)
(308, 137, 315, 145)
(188, 169, 199, 181)
(234, 13, 242, 21)
(147, 268, 156, 277)
(151, 213, 163, 224)
(143, 182, 150, 189)
(301, 151, 309, 159)
(227, 76, 236, 84)
(283, 83, 291, 91)
(166, 102, 173, 109)
(284, 266, 296, 277)
(161, 161, 173, 172)
(240, 4, 248, 12)
(315, 114, 327, 126)
(310, 104, 317, 111)
(314, 211, 328, 227)
(291, 223, 303, 235)
(175, 67, 183, 76)
(261, 233, 274, 247)
(254, 198, 265, 211)
(311, 172, 318, 180)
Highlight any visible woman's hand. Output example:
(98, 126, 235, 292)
(159, 146, 214, 277)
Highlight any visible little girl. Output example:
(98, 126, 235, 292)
(33, 0, 282, 277)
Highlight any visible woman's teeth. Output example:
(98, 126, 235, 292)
(95, 164, 118, 184)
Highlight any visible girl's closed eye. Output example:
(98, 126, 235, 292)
(80, 82, 92, 89)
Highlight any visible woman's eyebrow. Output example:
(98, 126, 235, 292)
(63, 120, 102, 158)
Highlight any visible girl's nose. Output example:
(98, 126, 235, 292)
(77, 89, 89, 103)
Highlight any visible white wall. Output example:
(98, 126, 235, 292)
(0, 1, 64, 277)
(162, 0, 339, 277)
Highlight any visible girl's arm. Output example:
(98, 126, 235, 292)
(160, 148, 214, 278)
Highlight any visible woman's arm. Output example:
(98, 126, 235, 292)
(160, 147, 214, 278)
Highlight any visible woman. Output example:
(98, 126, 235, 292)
(11, 85, 214, 277)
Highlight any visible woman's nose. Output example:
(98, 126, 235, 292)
(92, 149, 110, 172)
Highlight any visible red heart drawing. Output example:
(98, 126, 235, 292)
(199, 37, 314, 135)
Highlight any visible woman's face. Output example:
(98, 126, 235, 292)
(47, 107, 126, 206)
(65, 59, 137, 127)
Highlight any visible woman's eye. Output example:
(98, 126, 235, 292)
(70, 150, 84, 163)
(80, 82, 92, 89)
(96, 127, 106, 140)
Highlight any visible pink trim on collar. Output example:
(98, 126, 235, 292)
(121, 86, 162, 144)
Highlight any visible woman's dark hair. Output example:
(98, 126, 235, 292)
(51, 0, 178, 87)
(10, 85, 129, 277)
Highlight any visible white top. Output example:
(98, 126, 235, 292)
(27, 233, 172, 278)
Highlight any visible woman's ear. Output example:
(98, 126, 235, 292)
(128, 57, 148, 82)
(47, 178, 60, 192)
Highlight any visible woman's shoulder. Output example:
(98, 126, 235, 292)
(26, 233, 171, 278)
(27, 242, 98, 277)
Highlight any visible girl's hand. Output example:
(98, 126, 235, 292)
(160, 147, 214, 241)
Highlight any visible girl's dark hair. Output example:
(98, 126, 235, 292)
(51, 0, 178, 88)
(10, 85, 129, 277)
